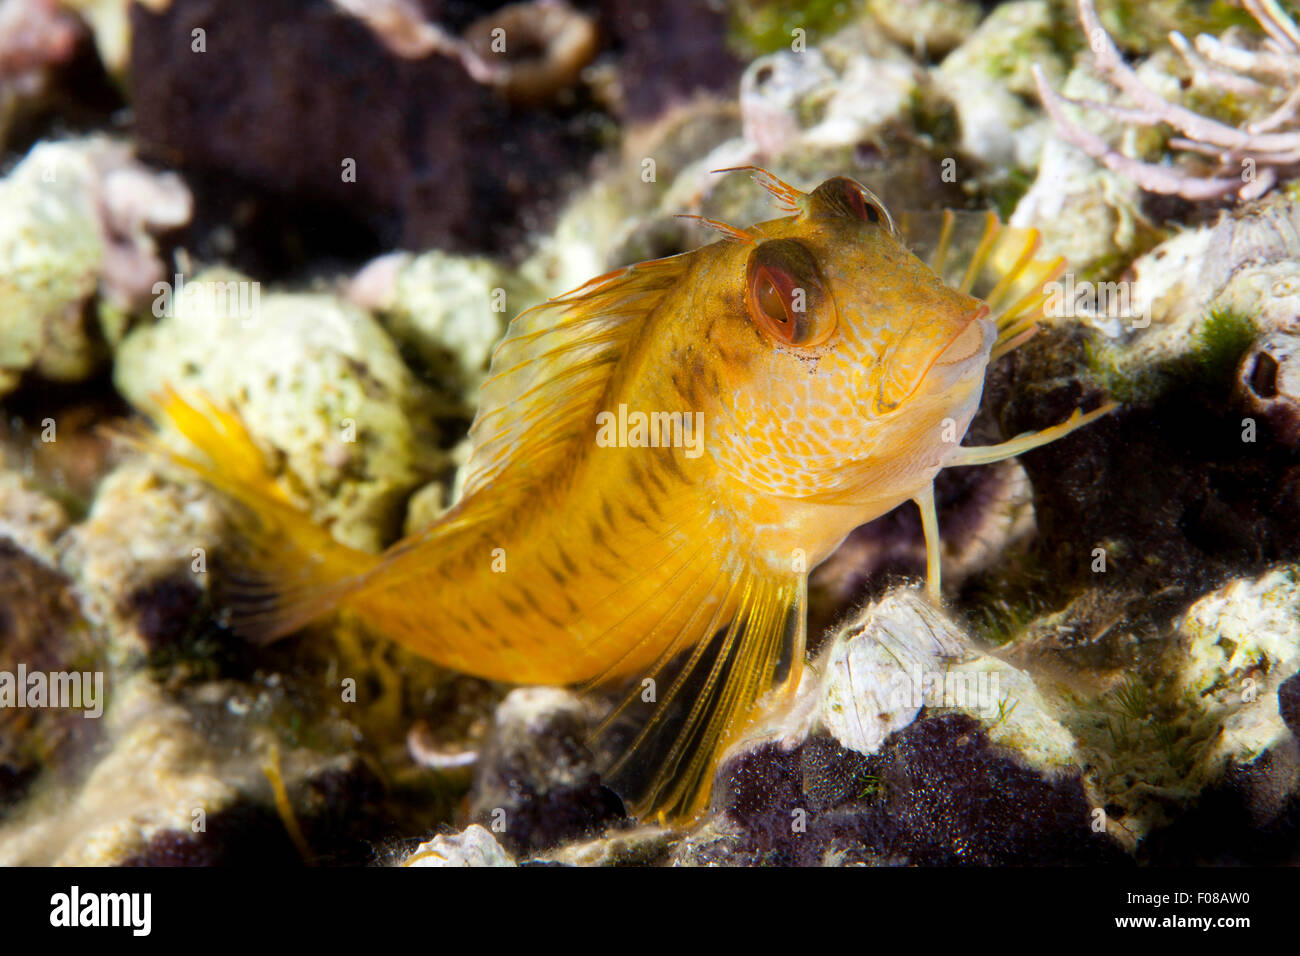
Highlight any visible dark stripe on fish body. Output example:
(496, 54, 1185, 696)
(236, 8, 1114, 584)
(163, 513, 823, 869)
(680, 379, 703, 418)
(641, 456, 671, 499)
(539, 554, 568, 586)
(669, 370, 686, 403)
(518, 583, 542, 614)
(659, 446, 689, 482)
(627, 456, 666, 520)
(586, 549, 625, 581)
(560, 589, 580, 616)
(516, 582, 565, 630)
(533, 603, 565, 630)
(470, 605, 494, 632)
(588, 514, 612, 555)
(623, 501, 649, 529)
(555, 543, 579, 577)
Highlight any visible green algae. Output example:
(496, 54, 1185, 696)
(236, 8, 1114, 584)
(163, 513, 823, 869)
(729, 0, 865, 57)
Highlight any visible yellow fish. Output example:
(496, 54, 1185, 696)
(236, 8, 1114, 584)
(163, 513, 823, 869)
(145, 169, 1114, 821)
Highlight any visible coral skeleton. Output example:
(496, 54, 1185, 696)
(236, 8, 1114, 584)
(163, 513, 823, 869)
(1035, 0, 1300, 200)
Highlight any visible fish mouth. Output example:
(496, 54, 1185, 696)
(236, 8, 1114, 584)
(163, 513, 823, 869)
(931, 303, 994, 372)
(858, 303, 993, 416)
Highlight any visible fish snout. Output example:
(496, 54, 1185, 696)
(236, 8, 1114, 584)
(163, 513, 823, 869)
(861, 297, 993, 416)
(935, 301, 994, 368)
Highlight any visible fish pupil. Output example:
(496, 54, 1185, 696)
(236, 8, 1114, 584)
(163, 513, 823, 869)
(756, 273, 788, 324)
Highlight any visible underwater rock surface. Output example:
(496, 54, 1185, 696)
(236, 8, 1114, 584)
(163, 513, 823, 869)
(114, 274, 442, 552)
(467, 688, 624, 856)
(664, 590, 1124, 866)
(400, 824, 516, 867)
(0, 136, 190, 396)
(126, 0, 740, 263)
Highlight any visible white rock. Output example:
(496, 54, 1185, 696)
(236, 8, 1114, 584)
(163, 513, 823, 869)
(401, 825, 516, 867)
(114, 272, 437, 552)
(734, 588, 1079, 774)
(365, 250, 528, 388)
(0, 136, 192, 395)
(0, 471, 68, 566)
(934, 1, 1064, 170)
(1176, 568, 1300, 772)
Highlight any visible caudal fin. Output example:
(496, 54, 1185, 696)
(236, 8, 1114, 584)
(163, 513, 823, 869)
(125, 388, 380, 641)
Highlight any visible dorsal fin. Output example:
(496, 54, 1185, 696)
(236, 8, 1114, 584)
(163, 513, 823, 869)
(459, 254, 692, 500)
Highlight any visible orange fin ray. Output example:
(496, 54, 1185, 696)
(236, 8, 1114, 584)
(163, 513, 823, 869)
(461, 255, 690, 501)
(588, 564, 807, 821)
(584, 550, 732, 748)
(958, 211, 1002, 295)
(948, 403, 1119, 467)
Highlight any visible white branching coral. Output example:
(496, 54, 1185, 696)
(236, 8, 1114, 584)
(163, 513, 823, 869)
(1036, 0, 1300, 201)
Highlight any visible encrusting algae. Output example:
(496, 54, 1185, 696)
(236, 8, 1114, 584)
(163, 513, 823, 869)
(133, 169, 1114, 822)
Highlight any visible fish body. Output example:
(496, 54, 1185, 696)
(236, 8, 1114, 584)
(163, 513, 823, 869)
(149, 170, 1112, 818)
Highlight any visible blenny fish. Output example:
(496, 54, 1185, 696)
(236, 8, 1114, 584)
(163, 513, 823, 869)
(145, 169, 1113, 821)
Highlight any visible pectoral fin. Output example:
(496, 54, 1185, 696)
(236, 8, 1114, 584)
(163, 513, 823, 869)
(584, 563, 808, 822)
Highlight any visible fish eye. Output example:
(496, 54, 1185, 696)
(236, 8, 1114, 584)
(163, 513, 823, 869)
(745, 239, 836, 348)
(812, 177, 896, 235)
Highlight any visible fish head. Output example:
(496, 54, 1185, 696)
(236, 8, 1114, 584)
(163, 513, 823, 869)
(700, 174, 995, 509)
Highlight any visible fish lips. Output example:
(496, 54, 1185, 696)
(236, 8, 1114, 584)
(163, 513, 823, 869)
(858, 303, 994, 416)
(926, 305, 996, 391)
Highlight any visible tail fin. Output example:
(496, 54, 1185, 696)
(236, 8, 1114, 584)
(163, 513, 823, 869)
(125, 388, 381, 641)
